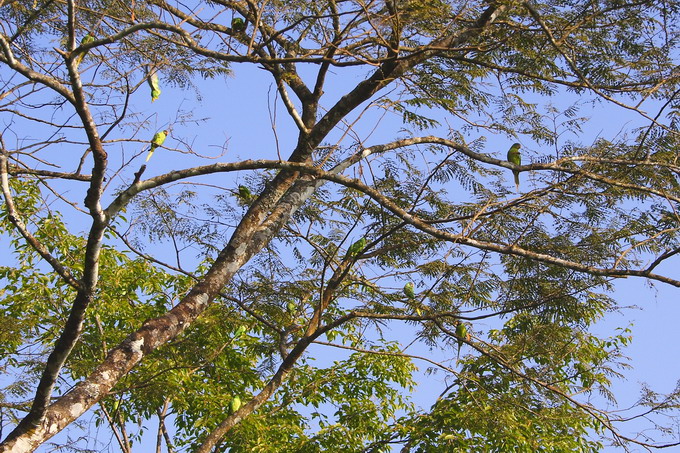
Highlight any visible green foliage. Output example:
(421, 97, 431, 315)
(215, 349, 416, 453)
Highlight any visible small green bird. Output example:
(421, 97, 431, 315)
(146, 67, 161, 102)
(237, 185, 253, 201)
(74, 33, 95, 67)
(229, 396, 241, 414)
(286, 301, 297, 313)
(235, 185, 255, 206)
(506, 142, 522, 192)
(403, 282, 415, 299)
(231, 17, 246, 33)
(234, 325, 247, 338)
(345, 237, 366, 259)
(455, 322, 469, 360)
(146, 130, 168, 162)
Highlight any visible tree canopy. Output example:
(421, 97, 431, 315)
(1, 0, 679, 451)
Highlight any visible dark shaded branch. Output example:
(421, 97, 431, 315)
(7, 164, 91, 181)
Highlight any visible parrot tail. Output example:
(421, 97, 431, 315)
(145, 147, 155, 162)
(513, 170, 520, 192)
(74, 52, 86, 67)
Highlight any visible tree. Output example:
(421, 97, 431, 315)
(1, 0, 679, 451)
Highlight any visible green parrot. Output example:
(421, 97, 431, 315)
(403, 282, 415, 299)
(286, 301, 297, 313)
(455, 322, 469, 360)
(229, 396, 241, 414)
(345, 237, 366, 259)
(146, 66, 161, 102)
(238, 185, 252, 199)
(145, 130, 168, 162)
(506, 142, 522, 192)
(234, 325, 247, 338)
(74, 33, 95, 67)
(237, 185, 254, 204)
(231, 17, 246, 33)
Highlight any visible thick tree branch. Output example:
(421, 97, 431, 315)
(0, 34, 75, 103)
(7, 164, 91, 181)
(104, 154, 680, 288)
(3, 10, 114, 436)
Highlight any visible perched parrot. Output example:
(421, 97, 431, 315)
(286, 301, 297, 313)
(231, 17, 246, 33)
(345, 237, 366, 259)
(229, 396, 241, 414)
(236, 186, 254, 206)
(455, 322, 469, 360)
(238, 185, 252, 201)
(145, 130, 168, 162)
(74, 33, 95, 67)
(506, 142, 522, 192)
(146, 66, 161, 102)
(234, 325, 247, 338)
(403, 282, 415, 299)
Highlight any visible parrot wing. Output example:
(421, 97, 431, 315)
(151, 130, 167, 146)
(345, 237, 366, 259)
